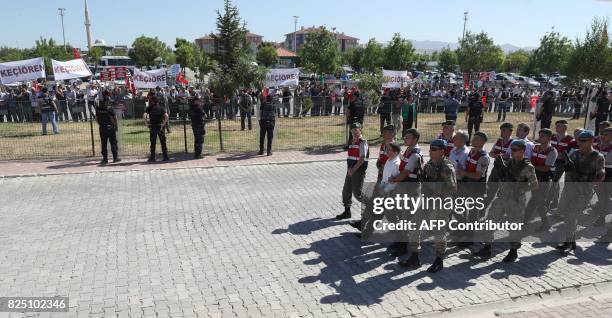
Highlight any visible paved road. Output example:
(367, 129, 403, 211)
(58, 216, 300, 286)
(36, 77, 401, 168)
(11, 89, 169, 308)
(1, 161, 612, 317)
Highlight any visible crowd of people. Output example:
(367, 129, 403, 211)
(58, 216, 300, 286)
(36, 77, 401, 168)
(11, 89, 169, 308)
(337, 118, 611, 273)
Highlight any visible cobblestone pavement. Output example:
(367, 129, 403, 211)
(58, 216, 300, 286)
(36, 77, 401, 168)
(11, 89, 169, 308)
(1, 161, 612, 317)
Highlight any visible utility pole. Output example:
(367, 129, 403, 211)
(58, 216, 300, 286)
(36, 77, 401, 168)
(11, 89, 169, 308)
(58, 8, 67, 52)
(293, 16, 299, 52)
(462, 12, 469, 43)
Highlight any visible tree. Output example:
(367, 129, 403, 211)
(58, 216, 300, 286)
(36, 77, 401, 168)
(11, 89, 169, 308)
(0, 47, 25, 62)
(414, 53, 429, 71)
(212, 0, 248, 69)
(113, 47, 128, 56)
(456, 31, 505, 71)
(565, 17, 610, 84)
(196, 50, 217, 81)
(503, 49, 530, 73)
(342, 47, 363, 72)
(360, 38, 384, 72)
(526, 31, 573, 75)
(129, 36, 167, 67)
(256, 42, 277, 67)
(383, 33, 415, 70)
(299, 26, 341, 74)
(174, 37, 198, 71)
(32, 37, 72, 74)
(438, 47, 458, 72)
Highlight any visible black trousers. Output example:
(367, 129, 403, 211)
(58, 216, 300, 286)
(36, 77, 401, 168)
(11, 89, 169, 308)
(259, 120, 275, 153)
(379, 113, 391, 134)
(467, 116, 481, 145)
(240, 111, 252, 130)
(192, 124, 205, 156)
(149, 125, 168, 158)
(540, 113, 552, 129)
(100, 126, 118, 160)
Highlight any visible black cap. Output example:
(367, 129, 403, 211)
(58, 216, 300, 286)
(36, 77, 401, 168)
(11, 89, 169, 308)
(442, 120, 456, 127)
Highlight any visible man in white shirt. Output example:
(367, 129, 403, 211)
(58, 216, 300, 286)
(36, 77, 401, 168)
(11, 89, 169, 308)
(449, 130, 469, 180)
(380, 143, 402, 193)
(506, 123, 534, 159)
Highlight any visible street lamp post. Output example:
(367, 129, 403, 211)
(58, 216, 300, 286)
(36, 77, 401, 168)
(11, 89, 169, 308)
(293, 16, 299, 52)
(58, 8, 67, 52)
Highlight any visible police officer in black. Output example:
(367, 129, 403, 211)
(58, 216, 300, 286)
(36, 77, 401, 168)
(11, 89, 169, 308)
(465, 91, 483, 146)
(144, 94, 169, 162)
(259, 92, 276, 156)
(346, 89, 365, 146)
(188, 88, 205, 159)
(96, 96, 119, 164)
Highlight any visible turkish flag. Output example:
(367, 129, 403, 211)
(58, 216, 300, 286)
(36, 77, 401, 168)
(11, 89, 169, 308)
(176, 72, 189, 85)
(73, 48, 81, 59)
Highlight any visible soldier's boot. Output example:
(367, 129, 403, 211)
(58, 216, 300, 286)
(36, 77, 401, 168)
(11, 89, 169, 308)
(100, 158, 108, 164)
(398, 252, 421, 269)
(502, 248, 518, 263)
(473, 243, 493, 259)
(349, 220, 361, 231)
(147, 156, 155, 162)
(113, 158, 121, 163)
(555, 241, 576, 253)
(390, 242, 408, 257)
(427, 257, 443, 273)
(336, 207, 351, 220)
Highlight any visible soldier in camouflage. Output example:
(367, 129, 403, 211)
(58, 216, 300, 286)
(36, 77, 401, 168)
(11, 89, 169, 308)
(474, 139, 538, 263)
(420, 139, 457, 273)
(555, 130, 606, 253)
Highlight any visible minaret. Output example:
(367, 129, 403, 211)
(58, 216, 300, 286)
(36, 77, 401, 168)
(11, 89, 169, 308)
(84, 0, 93, 52)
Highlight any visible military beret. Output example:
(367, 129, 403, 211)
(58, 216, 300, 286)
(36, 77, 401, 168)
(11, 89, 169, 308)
(555, 119, 568, 125)
(473, 131, 488, 141)
(383, 125, 395, 132)
(403, 128, 420, 139)
(442, 120, 456, 127)
(430, 139, 448, 150)
(538, 128, 553, 136)
(578, 130, 595, 139)
(500, 122, 514, 130)
(350, 122, 362, 129)
(510, 139, 527, 149)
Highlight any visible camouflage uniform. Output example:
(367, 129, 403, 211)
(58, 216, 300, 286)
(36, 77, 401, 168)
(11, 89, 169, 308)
(421, 158, 457, 258)
(485, 157, 538, 249)
(562, 150, 605, 242)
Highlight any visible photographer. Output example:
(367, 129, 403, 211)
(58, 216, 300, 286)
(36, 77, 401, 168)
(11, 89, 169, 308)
(39, 87, 59, 135)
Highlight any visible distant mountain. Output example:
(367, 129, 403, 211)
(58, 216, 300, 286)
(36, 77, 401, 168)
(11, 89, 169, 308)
(407, 39, 536, 54)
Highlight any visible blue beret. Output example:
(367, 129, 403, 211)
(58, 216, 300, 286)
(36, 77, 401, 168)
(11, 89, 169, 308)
(510, 139, 526, 149)
(578, 130, 595, 139)
(430, 139, 447, 149)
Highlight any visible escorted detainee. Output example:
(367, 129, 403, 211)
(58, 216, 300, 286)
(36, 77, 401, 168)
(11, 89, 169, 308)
(474, 139, 538, 262)
(376, 125, 397, 182)
(549, 120, 574, 209)
(420, 139, 457, 273)
(96, 96, 120, 164)
(556, 130, 606, 253)
(524, 128, 557, 231)
(188, 87, 206, 159)
(336, 122, 369, 220)
(437, 120, 456, 157)
(144, 94, 169, 162)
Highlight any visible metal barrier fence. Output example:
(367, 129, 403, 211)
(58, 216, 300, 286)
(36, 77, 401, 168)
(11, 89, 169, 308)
(0, 96, 581, 161)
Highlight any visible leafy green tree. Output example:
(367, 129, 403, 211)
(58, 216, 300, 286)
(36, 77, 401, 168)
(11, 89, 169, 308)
(174, 38, 198, 71)
(414, 53, 429, 71)
(129, 35, 167, 67)
(32, 37, 72, 74)
(354, 71, 384, 107)
(456, 31, 504, 71)
(196, 50, 217, 80)
(298, 26, 341, 74)
(526, 31, 573, 75)
(438, 47, 458, 72)
(503, 49, 530, 73)
(383, 33, 415, 70)
(256, 42, 278, 67)
(565, 17, 610, 84)
(0, 47, 24, 62)
(360, 39, 384, 72)
(212, 0, 248, 69)
(342, 47, 363, 71)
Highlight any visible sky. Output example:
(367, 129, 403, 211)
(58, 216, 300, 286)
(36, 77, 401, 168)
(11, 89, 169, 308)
(1, 0, 610, 50)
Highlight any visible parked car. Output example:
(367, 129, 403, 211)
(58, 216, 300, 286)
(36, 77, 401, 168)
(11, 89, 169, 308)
(514, 76, 540, 88)
(495, 73, 519, 86)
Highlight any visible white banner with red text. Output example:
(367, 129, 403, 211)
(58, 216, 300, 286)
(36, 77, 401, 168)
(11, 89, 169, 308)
(0, 57, 46, 84)
(51, 58, 92, 81)
(382, 70, 411, 88)
(133, 68, 168, 88)
(265, 68, 299, 88)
